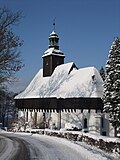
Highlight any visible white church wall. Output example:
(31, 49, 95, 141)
(49, 112, 58, 129)
(48, 110, 111, 136)
(60, 110, 95, 132)
(49, 110, 101, 133)
(36, 112, 44, 123)
(18, 110, 114, 137)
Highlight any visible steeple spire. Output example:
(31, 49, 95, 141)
(53, 18, 56, 31)
(42, 22, 65, 77)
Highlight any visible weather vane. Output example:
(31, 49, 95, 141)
(53, 18, 56, 31)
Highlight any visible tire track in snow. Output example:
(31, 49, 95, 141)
(0, 135, 16, 160)
(0, 134, 30, 160)
(1, 133, 85, 160)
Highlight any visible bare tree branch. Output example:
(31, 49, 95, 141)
(0, 7, 24, 85)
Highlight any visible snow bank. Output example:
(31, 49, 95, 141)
(9, 132, 119, 160)
(43, 129, 120, 157)
(19, 128, 119, 157)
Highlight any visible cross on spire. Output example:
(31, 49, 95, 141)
(53, 18, 56, 31)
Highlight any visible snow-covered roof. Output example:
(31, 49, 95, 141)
(49, 31, 58, 37)
(42, 48, 65, 58)
(15, 62, 103, 99)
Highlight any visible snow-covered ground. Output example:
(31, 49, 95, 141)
(0, 131, 19, 160)
(0, 130, 119, 160)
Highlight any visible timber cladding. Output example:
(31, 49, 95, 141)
(43, 55, 64, 77)
(15, 97, 103, 111)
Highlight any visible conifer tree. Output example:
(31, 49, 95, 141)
(103, 37, 120, 137)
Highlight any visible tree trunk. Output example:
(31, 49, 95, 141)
(2, 114, 5, 127)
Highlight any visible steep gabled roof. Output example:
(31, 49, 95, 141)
(15, 62, 103, 99)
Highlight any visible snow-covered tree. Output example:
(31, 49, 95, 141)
(103, 37, 120, 137)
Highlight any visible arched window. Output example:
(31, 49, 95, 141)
(84, 118, 87, 128)
(101, 117, 104, 128)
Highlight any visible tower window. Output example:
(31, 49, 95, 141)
(52, 39, 54, 45)
(49, 39, 52, 46)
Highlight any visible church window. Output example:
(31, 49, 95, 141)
(84, 118, 87, 128)
(101, 117, 104, 128)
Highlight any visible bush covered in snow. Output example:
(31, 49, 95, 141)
(63, 123, 82, 131)
(44, 129, 120, 155)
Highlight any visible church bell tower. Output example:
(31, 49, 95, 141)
(42, 22, 65, 77)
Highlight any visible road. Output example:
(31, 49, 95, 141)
(0, 132, 85, 160)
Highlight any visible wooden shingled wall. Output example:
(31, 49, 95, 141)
(15, 97, 103, 112)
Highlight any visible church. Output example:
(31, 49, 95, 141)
(15, 25, 113, 136)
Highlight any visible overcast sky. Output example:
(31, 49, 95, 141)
(0, 0, 120, 92)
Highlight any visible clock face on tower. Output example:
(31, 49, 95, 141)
(46, 61, 48, 66)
